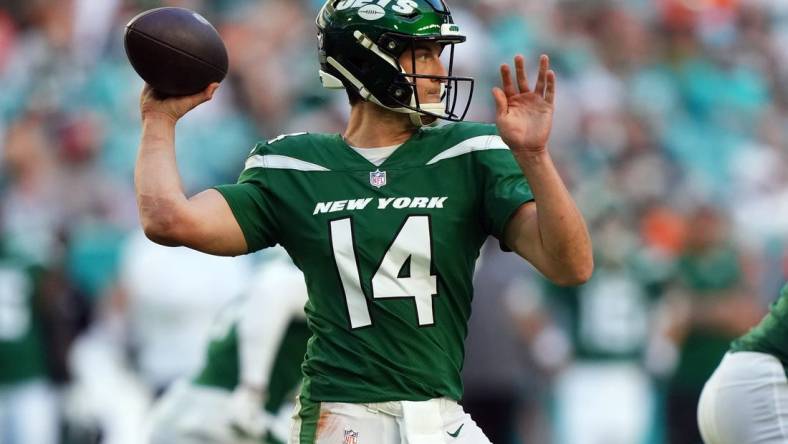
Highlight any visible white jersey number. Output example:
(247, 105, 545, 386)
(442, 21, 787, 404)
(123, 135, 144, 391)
(579, 273, 648, 354)
(0, 268, 32, 341)
(330, 216, 437, 329)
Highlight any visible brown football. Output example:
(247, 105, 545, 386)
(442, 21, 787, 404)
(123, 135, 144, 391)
(124, 7, 228, 97)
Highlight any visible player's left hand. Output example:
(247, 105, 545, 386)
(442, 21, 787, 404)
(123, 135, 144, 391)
(493, 54, 555, 156)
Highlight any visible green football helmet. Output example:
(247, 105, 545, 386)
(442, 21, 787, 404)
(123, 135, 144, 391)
(316, 0, 474, 126)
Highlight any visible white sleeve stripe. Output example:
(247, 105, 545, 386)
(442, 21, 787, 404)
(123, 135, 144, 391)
(425, 135, 509, 165)
(244, 154, 331, 172)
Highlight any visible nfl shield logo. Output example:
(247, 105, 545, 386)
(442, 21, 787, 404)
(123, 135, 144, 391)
(343, 429, 359, 444)
(370, 169, 387, 188)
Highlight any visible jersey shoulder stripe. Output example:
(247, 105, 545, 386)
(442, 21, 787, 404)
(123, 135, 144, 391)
(425, 135, 508, 165)
(252, 132, 338, 155)
(244, 154, 331, 172)
(246, 132, 344, 170)
(423, 121, 498, 140)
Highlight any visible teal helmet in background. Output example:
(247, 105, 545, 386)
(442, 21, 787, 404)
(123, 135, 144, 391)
(316, 0, 474, 126)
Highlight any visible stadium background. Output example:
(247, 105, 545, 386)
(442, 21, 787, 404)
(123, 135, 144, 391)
(1, 0, 786, 443)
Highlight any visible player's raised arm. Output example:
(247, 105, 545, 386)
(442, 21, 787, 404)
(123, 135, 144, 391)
(495, 55, 593, 286)
(135, 83, 248, 256)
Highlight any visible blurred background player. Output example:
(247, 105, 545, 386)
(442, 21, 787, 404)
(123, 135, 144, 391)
(0, 216, 59, 444)
(147, 251, 309, 444)
(64, 231, 252, 444)
(536, 209, 666, 444)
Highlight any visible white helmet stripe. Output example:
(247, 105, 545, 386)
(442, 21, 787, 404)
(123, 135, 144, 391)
(327, 56, 412, 114)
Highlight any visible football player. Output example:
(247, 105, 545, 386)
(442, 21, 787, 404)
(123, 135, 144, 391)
(544, 212, 661, 444)
(0, 236, 58, 444)
(147, 253, 310, 444)
(134, 1, 593, 442)
(697, 283, 788, 443)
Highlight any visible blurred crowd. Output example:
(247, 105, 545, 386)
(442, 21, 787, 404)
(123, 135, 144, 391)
(2, 0, 788, 443)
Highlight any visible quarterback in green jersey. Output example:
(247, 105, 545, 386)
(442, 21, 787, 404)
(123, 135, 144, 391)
(134, 0, 593, 442)
(697, 283, 788, 444)
(147, 254, 310, 444)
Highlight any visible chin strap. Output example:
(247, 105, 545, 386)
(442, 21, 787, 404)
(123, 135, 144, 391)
(409, 114, 427, 127)
(409, 104, 443, 128)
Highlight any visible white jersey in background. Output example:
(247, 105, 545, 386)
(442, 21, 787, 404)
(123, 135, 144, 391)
(147, 251, 310, 444)
(120, 231, 252, 390)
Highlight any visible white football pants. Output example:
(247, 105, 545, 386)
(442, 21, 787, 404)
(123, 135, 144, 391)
(290, 397, 492, 444)
(698, 352, 788, 444)
(0, 380, 59, 444)
(553, 361, 655, 444)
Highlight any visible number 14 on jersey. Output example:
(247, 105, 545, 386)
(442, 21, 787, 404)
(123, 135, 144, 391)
(329, 216, 437, 329)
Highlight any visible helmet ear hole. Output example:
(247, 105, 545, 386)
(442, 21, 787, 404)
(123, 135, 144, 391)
(388, 82, 413, 103)
(379, 36, 405, 57)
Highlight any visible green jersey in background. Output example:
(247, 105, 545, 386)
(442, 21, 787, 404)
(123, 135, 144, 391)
(543, 267, 659, 362)
(0, 244, 47, 386)
(193, 313, 311, 417)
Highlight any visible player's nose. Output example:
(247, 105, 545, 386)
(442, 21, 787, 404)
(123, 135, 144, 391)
(430, 60, 447, 81)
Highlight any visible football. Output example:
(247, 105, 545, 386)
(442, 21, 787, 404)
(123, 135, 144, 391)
(124, 7, 228, 97)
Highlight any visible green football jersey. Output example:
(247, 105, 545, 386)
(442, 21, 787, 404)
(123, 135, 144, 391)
(0, 247, 47, 385)
(543, 268, 656, 361)
(215, 122, 533, 402)
(731, 283, 788, 375)
(193, 307, 311, 414)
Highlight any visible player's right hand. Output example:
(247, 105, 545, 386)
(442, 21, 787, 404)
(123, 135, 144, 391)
(139, 82, 219, 124)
